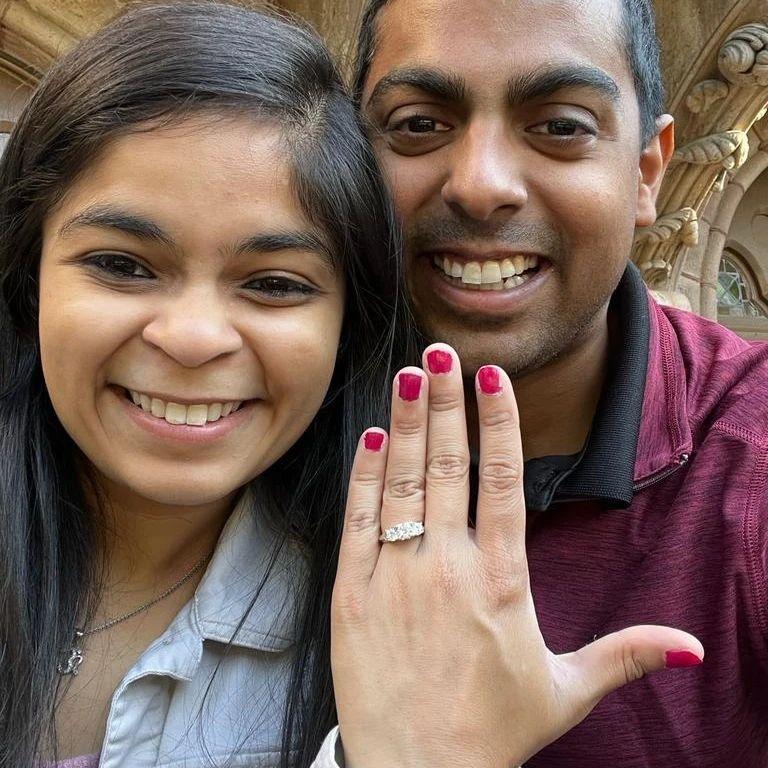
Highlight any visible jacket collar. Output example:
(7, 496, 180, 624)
(633, 297, 694, 484)
(192, 491, 305, 653)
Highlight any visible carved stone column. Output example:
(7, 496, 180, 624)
(633, 20, 768, 314)
(698, 120, 768, 318)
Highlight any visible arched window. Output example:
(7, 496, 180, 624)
(717, 254, 768, 318)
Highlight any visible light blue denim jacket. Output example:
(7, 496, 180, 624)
(94, 494, 340, 768)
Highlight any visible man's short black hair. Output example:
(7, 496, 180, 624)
(352, 0, 665, 147)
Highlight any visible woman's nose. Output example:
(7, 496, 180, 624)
(141, 290, 243, 368)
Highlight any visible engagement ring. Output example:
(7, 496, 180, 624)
(379, 521, 425, 543)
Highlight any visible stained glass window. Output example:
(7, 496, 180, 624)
(717, 256, 768, 318)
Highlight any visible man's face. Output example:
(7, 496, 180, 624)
(361, 0, 665, 375)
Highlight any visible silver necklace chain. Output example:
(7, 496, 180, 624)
(57, 551, 211, 676)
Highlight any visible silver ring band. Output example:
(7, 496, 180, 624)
(379, 521, 425, 543)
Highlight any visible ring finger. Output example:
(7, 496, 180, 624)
(379, 366, 428, 552)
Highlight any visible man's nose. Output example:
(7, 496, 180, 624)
(142, 289, 243, 368)
(441, 120, 528, 222)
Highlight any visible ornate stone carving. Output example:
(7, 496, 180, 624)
(719, 23, 768, 87)
(634, 208, 699, 288)
(672, 130, 750, 171)
(634, 208, 699, 249)
(650, 290, 693, 312)
(686, 80, 730, 114)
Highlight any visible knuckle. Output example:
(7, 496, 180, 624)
(620, 648, 647, 684)
(384, 474, 425, 501)
(352, 470, 383, 489)
(482, 560, 528, 605)
(427, 451, 470, 483)
(479, 406, 518, 430)
(429, 390, 464, 413)
(332, 588, 367, 625)
(479, 457, 523, 493)
(344, 506, 379, 534)
(391, 417, 424, 439)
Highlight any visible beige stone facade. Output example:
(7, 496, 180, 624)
(1, 0, 767, 337)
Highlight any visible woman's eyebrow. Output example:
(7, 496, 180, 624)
(233, 231, 336, 271)
(58, 206, 335, 271)
(59, 204, 175, 247)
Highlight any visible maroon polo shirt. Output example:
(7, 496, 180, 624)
(521, 266, 768, 767)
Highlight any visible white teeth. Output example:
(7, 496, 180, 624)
(126, 390, 244, 426)
(164, 403, 187, 425)
(461, 261, 483, 285)
(435, 254, 541, 286)
(186, 404, 208, 427)
(481, 261, 502, 284)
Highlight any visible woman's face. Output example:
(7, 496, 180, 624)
(39, 116, 345, 508)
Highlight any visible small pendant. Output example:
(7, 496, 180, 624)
(57, 631, 85, 676)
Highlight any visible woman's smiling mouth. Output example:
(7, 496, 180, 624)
(126, 389, 245, 426)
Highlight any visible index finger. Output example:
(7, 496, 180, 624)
(473, 365, 527, 565)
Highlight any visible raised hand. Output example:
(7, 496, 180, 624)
(331, 344, 703, 768)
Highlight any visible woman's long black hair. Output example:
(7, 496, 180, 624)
(0, 3, 418, 766)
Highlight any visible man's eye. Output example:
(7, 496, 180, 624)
(86, 253, 153, 279)
(245, 276, 316, 299)
(529, 119, 594, 137)
(391, 116, 451, 135)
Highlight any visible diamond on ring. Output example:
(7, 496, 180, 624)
(379, 521, 425, 543)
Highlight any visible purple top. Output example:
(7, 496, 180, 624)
(526, 300, 768, 767)
(49, 757, 98, 768)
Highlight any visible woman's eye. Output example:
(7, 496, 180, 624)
(529, 119, 595, 138)
(245, 276, 316, 299)
(86, 253, 153, 279)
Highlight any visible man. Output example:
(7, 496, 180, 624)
(353, 0, 768, 765)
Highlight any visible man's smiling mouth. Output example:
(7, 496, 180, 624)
(124, 389, 246, 427)
(430, 253, 543, 291)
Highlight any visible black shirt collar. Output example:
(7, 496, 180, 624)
(523, 263, 650, 512)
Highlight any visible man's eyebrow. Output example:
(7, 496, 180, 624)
(233, 231, 336, 272)
(59, 204, 175, 247)
(366, 67, 467, 109)
(507, 65, 621, 107)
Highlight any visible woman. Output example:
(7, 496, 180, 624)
(0, 3, 703, 767)
(0, 3, 413, 765)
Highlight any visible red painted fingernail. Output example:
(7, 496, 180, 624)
(665, 650, 703, 669)
(427, 349, 453, 375)
(364, 431, 385, 452)
(398, 373, 422, 401)
(477, 366, 503, 395)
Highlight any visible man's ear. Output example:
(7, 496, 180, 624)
(636, 115, 675, 228)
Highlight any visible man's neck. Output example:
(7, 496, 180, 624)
(516, 318, 610, 460)
(467, 309, 611, 461)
